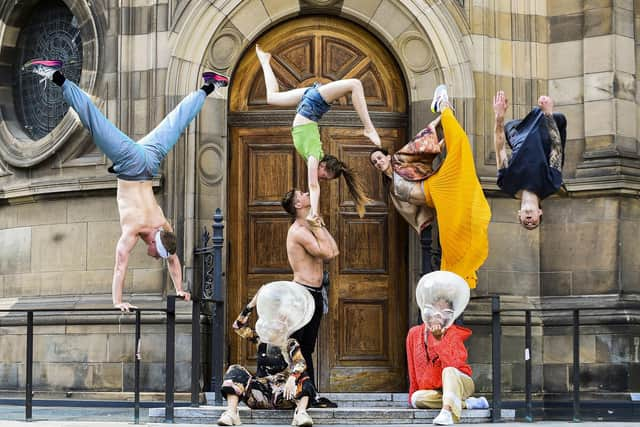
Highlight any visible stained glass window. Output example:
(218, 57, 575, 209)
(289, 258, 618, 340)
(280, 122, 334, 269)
(13, 0, 82, 141)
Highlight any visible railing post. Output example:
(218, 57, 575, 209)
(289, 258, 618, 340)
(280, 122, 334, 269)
(211, 208, 225, 405)
(491, 296, 502, 422)
(26, 311, 33, 421)
(573, 309, 581, 422)
(165, 296, 176, 423)
(525, 310, 533, 422)
(134, 310, 141, 424)
(191, 297, 201, 407)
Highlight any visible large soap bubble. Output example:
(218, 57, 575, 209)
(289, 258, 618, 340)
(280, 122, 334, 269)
(416, 271, 469, 330)
(255, 281, 315, 346)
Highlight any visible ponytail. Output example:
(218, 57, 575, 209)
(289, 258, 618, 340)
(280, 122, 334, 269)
(321, 154, 371, 218)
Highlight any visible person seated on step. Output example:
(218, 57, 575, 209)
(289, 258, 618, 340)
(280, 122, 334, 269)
(493, 91, 567, 230)
(406, 271, 489, 426)
(217, 281, 317, 427)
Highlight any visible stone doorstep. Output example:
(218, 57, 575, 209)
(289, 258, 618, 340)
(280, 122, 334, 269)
(205, 392, 410, 408)
(148, 406, 515, 424)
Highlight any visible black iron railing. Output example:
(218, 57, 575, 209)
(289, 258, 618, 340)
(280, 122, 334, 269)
(472, 295, 640, 422)
(0, 295, 187, 423)
(192, 208, 225, 405)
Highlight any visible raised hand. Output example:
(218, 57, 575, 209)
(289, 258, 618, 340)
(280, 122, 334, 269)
(493, 90, 508, 120)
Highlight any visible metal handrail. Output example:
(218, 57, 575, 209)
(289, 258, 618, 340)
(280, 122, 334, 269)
(0, 295, 185, 424)
(467, 295, 640, 422)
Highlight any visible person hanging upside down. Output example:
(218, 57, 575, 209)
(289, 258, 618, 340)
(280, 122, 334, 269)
(370, 85, 491, 288)
(257, 45, 376, 226)
(22, 59, 229, 311)
(493, 91, 567, 230)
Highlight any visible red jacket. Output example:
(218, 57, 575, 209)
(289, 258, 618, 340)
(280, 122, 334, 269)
(406, 324, 472, 401)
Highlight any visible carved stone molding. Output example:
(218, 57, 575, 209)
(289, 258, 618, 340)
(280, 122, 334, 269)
(397, 31, 436, 74)
(198, 143, 224, 186)
(205, 26, 243, 71)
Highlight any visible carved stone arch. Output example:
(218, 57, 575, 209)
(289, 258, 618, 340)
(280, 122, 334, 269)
(163, 0, 476, 290)
(0, 0, 104, 168)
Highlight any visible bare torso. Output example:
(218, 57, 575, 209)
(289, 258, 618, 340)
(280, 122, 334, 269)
(117, 179, 168, 235)
(286, 222, 324, 288)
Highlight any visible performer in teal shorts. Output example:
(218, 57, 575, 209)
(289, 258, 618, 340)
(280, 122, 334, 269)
(257, 45, 379, 226)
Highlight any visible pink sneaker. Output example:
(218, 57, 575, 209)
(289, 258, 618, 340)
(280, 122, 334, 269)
(203, 71, 230, 88)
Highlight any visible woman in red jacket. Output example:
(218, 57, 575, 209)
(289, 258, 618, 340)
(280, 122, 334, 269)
(406, 271, 488, 425)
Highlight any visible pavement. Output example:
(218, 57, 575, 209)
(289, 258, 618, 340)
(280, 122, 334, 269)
(0, 405, 637, 426)
(0, 421, 638, 427)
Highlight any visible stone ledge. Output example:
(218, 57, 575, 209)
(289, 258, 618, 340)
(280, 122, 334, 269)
(0, 176, 161, 203)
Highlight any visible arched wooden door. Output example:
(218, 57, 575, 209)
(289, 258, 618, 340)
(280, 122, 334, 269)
(228, 16, 409, 391)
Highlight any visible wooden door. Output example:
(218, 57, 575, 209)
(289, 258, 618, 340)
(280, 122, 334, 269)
(228, 16, 408, 391)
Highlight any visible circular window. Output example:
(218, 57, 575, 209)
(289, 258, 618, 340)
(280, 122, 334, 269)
(13, 0, 83, 141)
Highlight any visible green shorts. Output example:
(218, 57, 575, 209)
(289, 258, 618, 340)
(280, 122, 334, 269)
(291, 122, 324, 161)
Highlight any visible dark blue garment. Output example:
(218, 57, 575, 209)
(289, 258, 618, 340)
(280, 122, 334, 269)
(296, 82, 331, 122)
(497, 107, 566, 199)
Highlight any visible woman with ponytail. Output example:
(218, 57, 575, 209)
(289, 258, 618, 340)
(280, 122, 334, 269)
(318, 155, 371, 218)
(257, 45, 378, 224)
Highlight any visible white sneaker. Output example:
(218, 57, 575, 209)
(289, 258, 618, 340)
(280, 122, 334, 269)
(217, 409, 241, 426)
(433, 408, 454, 425)
(430, 84, 449, 113)
(291, 408, 313, 426)
(465, 396, 489, 409)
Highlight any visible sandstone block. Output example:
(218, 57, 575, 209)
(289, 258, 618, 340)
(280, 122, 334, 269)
(0, 227, 31, 274)
(31, 223, 87, 273)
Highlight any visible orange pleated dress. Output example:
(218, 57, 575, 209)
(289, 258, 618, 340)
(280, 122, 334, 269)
(423, 108, 491, 288)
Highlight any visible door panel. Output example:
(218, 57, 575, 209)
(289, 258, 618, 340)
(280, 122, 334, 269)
(228, 16, 408, 392)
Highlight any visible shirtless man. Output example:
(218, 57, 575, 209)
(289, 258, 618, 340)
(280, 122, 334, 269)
(23, 59, 229, 311)
(281, 189, 339, 407)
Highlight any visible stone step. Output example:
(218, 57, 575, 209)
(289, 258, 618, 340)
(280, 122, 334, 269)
(148, 405, 515, 424)
(205, 392, 411, 408)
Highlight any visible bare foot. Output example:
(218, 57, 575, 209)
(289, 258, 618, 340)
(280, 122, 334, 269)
(364, 128, 381, 146)
(538, 95, 554, 115)
(256, 45, 271, 64)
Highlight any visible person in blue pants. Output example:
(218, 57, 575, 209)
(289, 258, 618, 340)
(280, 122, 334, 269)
(23, 59, 229, 311)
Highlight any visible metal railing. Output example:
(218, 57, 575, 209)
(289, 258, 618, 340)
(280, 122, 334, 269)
(0, 295, 187, 423)
(477, 295, 640, 422)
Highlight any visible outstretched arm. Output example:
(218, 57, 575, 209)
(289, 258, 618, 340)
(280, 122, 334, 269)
(307, 155, 321, 220)
(493, 91, 509, 171)
(162, 222, 190, 301)
(112, 230, 138, 312)
(167, 254, 190, 301)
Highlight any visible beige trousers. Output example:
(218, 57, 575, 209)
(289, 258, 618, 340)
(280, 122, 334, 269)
(410, 367, 475, 422)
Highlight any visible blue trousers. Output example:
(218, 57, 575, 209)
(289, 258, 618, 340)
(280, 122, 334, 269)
(62, 80, 206, 180)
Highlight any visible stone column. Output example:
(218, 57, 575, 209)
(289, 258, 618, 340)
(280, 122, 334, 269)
(575, 0, 638, 182)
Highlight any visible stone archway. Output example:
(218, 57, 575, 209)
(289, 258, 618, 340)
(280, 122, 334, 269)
(164, 0, 476, 290)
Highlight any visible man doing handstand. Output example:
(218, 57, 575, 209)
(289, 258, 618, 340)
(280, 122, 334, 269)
(23, 59, 229, 311)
